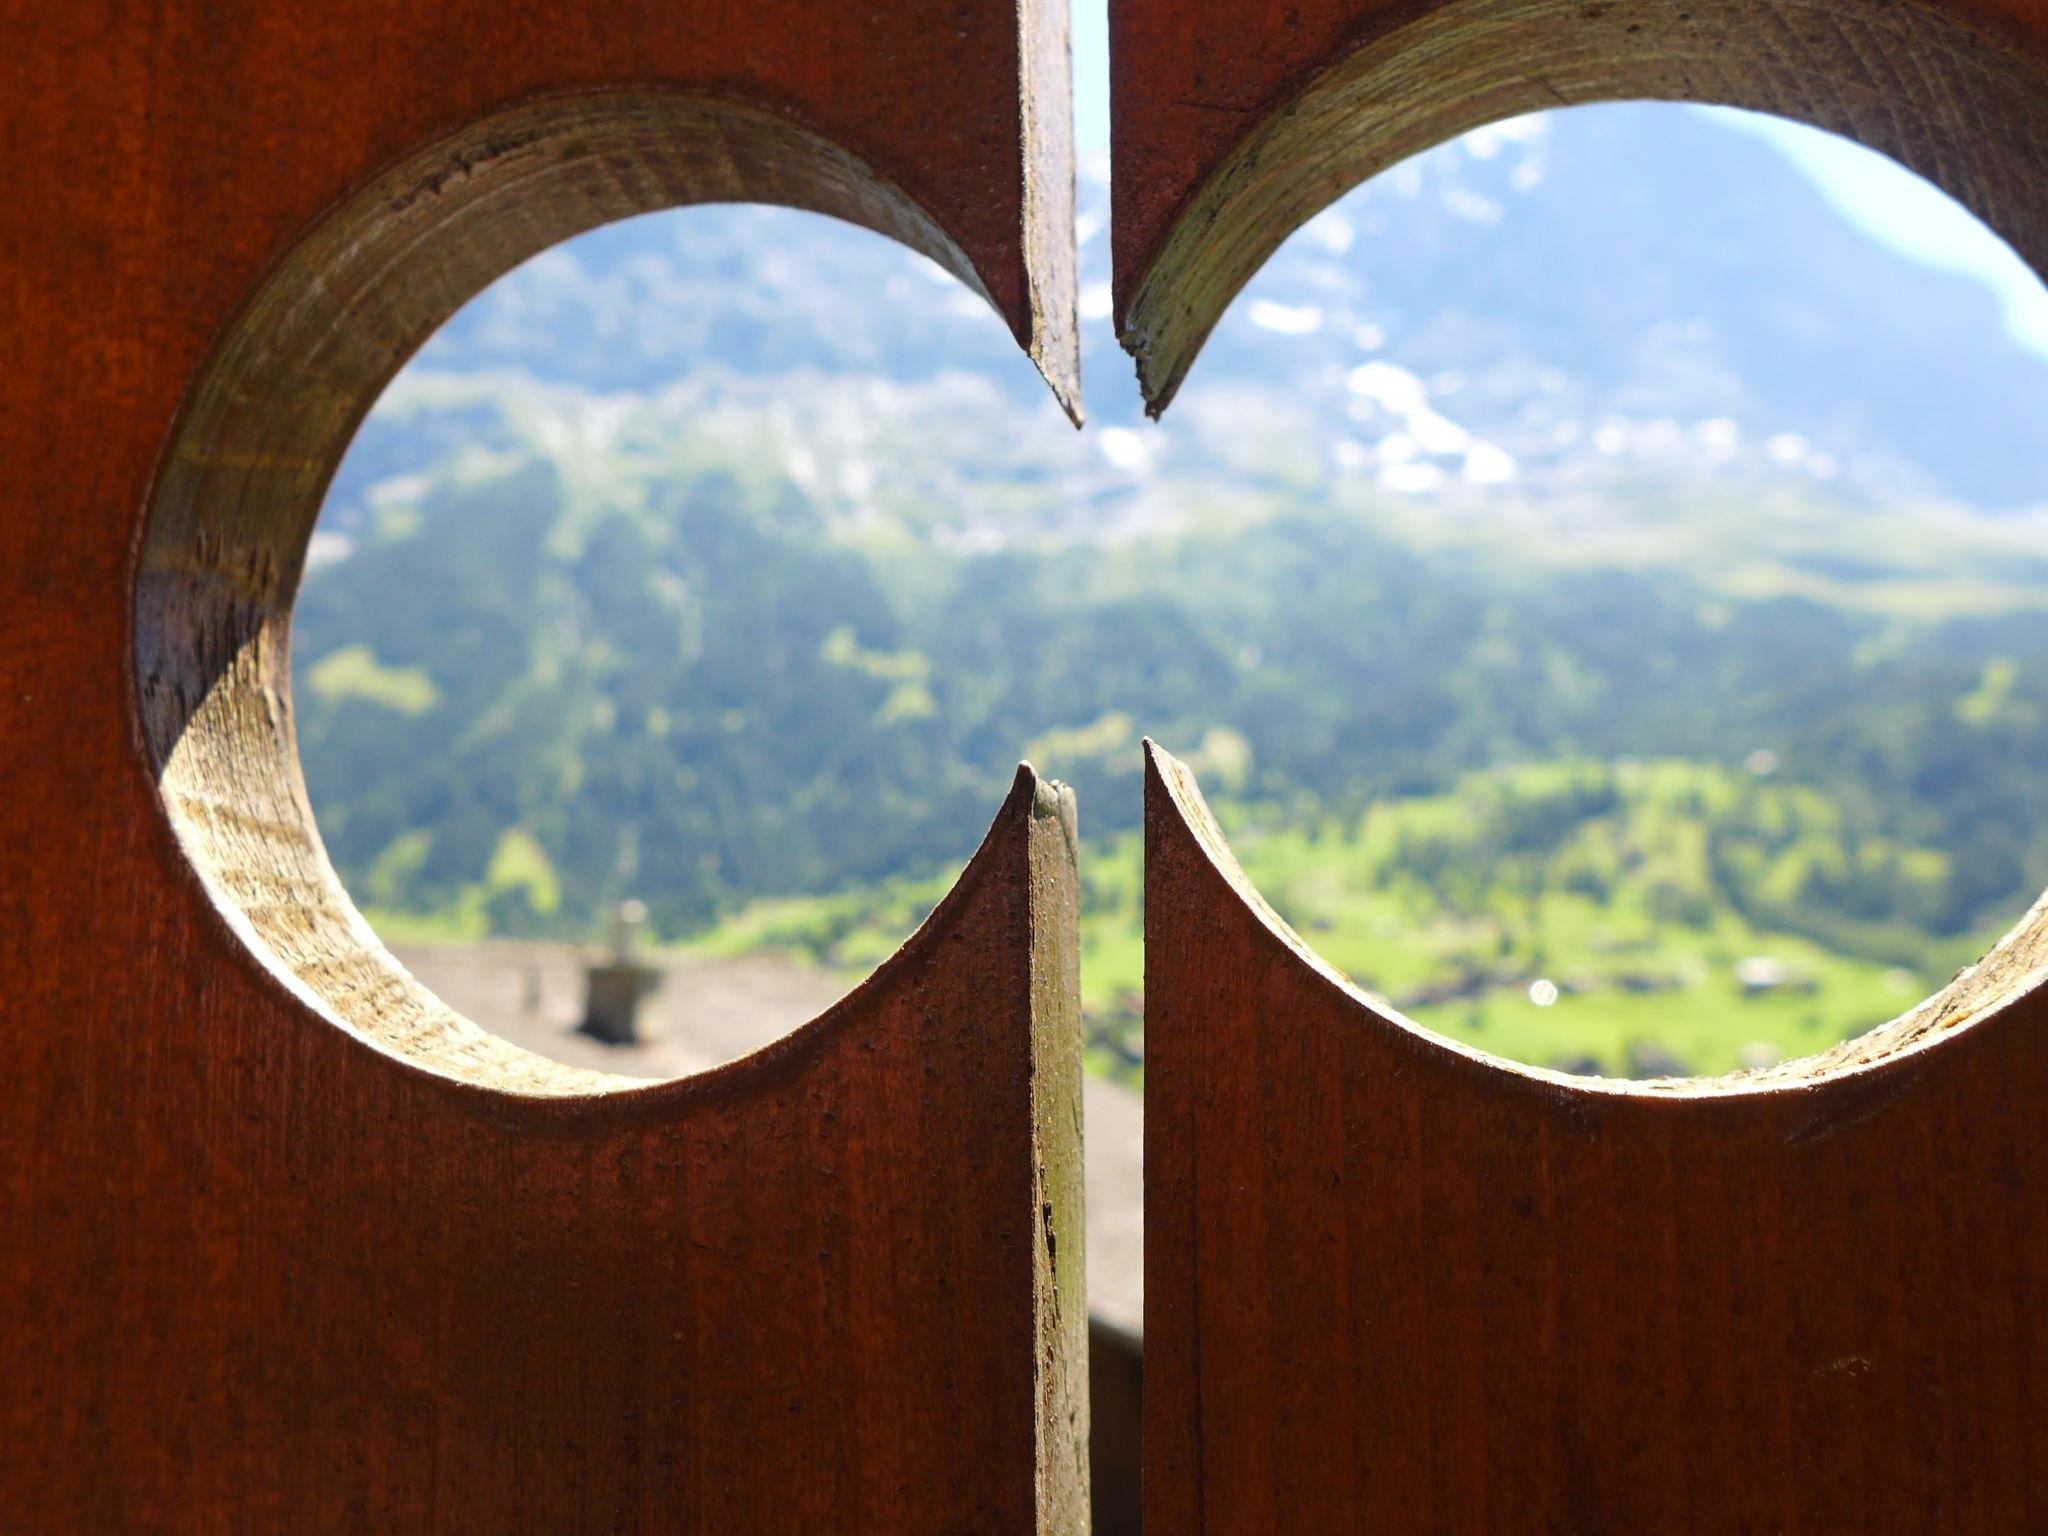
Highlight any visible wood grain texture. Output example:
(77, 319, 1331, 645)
(1109, 0, 2048, 411)
(1119, 10, 2048, 1518)
(1146, 740, 2048, 1532)
(0, 3, 1086, 1529)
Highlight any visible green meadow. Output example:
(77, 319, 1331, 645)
(685, 757, 2003, 1084)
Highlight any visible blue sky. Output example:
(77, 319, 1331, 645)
(1068, 0, 2048, 357)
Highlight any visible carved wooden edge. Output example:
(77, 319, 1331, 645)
(131, 92, 1077, 1097)
(1028, 776, 1093, 1535)
(1143, 738, 2048, 1093)
(1019, 0, 1085, 421)
(0, 756, 1091, 1529)
(1110, 0, 2048, 414)
(1143, 738, 2048, 1528)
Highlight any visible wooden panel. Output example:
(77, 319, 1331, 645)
(1145, 740, 2048, 1532)
(1121, 7, 2048, 1522)
(0, 2, 1086, 1530)
(1109, 0, 2048, 410)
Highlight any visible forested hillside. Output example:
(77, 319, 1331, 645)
(298, 441, 2048, 1072)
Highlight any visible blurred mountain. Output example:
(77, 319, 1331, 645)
(326, 101, 2048, 537)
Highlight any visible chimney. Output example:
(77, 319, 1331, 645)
(581, 900, 663, 1045)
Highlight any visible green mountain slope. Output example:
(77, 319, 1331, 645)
(298, 434, 2048, 1080)
(685, 758, 1999, 1080)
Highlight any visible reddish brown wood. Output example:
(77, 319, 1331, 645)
(1110, 0, 2048, 411)
(1120, 9, 2048, 1523)
(0, 3, 1087, 1530)
(1146, 740, 2048, 1531)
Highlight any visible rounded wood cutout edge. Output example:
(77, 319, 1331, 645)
(1115, 0, 2048, 414)
(1146, 739, 2048, 1094)
(134, 90, 1074, 1100)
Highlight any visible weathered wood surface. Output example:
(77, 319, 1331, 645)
(1146, 740, 2048, 1531)
(0, 2, 1086, 1529)
(1110, 0, 2048, 411)
(1121, 7, 2048, 1526)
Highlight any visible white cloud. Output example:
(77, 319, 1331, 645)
(1246, 299, 1324, 335)
(1097, 426, 1150, 473)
